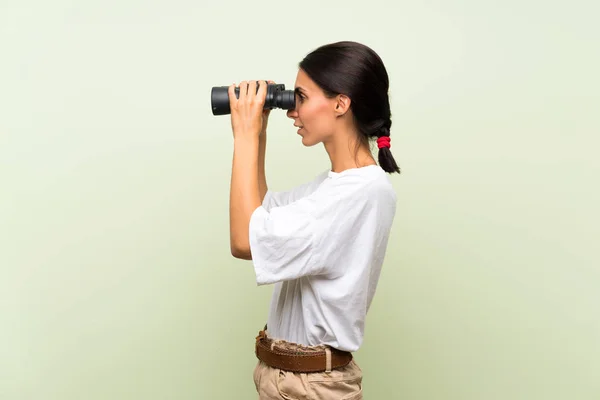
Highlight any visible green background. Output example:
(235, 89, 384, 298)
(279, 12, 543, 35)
(1, 0, 598, 399)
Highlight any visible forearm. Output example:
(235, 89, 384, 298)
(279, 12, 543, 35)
(258, 132, 268, 203)
(230, 137, 261, 256)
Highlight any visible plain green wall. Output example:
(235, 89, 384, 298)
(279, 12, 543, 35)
(1, 0, 598, 399)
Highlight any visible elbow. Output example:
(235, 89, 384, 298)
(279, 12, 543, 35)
(230, 242, 252, 260)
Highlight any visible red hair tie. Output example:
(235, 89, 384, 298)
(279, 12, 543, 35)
(377, 136, 391, 149)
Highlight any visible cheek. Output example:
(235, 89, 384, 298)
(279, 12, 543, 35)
(301, 101, 330, 129)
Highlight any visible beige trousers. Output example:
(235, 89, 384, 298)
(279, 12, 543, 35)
(252, 358, 363, 400)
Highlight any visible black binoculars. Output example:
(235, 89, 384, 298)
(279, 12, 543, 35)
(211, 82, 296, 115)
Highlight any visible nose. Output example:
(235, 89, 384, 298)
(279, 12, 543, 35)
(286, 108, 298, 119)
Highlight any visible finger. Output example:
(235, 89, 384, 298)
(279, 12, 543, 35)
(257, 80, 267, 106)
(228, 83, 237, 111)
(247, 80, 257, 102)
(239, 80, 248, 102)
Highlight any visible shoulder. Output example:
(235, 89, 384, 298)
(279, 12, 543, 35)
(307, 165, 396, 217)
(289, 169, 330, 194)
(323, 165, 396, 200)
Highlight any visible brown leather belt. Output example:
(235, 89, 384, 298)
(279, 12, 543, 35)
(254, 325, 353, 373)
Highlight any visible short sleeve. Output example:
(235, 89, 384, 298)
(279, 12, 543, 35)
(249, 179, 378, 286)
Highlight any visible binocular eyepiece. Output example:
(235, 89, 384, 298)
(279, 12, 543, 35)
(211, 82, 296, 115)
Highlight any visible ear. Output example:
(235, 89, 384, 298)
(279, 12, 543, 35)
(334, 94, 351, 117)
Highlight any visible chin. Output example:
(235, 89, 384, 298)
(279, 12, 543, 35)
(302, 139, 319, 147)
(301, 135, 321, 147)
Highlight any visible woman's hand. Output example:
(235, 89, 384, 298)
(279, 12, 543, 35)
(228, 80, 268, 141)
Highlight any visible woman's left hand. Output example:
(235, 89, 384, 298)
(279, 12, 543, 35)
(228, 80, 267, 141)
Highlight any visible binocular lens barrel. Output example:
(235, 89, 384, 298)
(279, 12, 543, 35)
(211, 83, 296, 115)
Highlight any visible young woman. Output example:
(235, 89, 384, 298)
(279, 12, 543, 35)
(228, 41, 400, 400)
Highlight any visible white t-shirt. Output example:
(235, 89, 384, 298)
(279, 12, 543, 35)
(248, 164, 397, 352)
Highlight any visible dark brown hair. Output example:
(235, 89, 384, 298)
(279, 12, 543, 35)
(299, 41, 400, 174)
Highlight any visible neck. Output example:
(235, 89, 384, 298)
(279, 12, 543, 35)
(323, 129, 376, 173)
